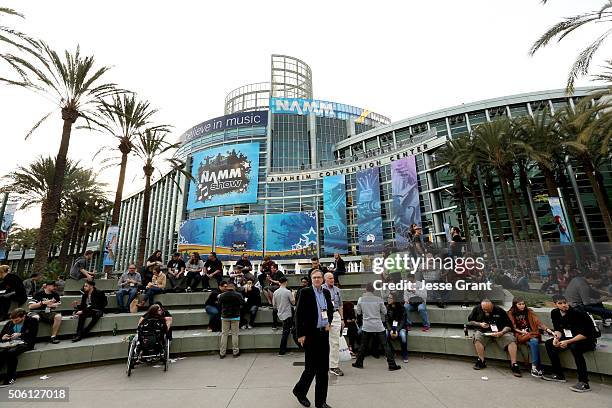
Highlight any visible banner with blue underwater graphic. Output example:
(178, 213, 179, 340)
(186, 142, 260, 210)
(323, 175, 348, 255)
(178, 217, 215, 254)
(214, 215, 264, 260)
(356, 168, 384, 253)
(265, 212, 318, 258)
(391, 156, 421, 249)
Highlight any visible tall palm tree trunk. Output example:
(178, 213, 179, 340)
(111, 150, 129, 225)
(136, 164, 153, 268)
(485, 173, 505, 241)
(80, 226, 91, 254)
(18, 247, 26, 276)
(556, 169, 582, 242)
(32, 108, 77, 273)
(469, 177, 489, 243)
(508, 173, 529, 240)
(582, 156, 612, 242)
(498, 171, 521, 243)
(58, 213, 78, 272)
(455, 176, 471, 242)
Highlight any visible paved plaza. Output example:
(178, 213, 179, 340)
(2, 352, 610, 408)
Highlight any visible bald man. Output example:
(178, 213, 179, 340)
(467, 299, 521, 377)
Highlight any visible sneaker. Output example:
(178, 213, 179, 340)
(186, 287, 192, 293)
(233, 352, 240, 358)
(71, 335, 82, 343)
(240, 325, 247, 330)
(247, 325, 253, 329)
(49, 337, 60, 344)
(473, 358, 486, 370)
(329, 368, 344, 376)
(388, 364, 401, 371)
(530, 368, 543, 378)
(0, 378, 15, 387)
(542, 374, 566, 382)
(421, 326, 430, 332)
(604, 318, 611, 328)
(569, 382, 591, 393)
(219, 354, 226, 359)
(403, 358, 409, 363)
(351, 362, 363, 369)
(511, 363, 522, 377)
(272, 327, 279, 331)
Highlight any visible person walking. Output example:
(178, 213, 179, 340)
(273, 276, 296, 355)
(324, 272, 344, 376)
(217, 282, 244, 358)
(293, 269, 334, 408)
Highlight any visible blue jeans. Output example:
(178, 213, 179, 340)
(386, 328, 408, 359)
(527, 337, 541, 369)
(144, 287, 163, 305)
(116, 287, 138, 311)
(206, 305, 220, 331)
(404, 303, 430, 327)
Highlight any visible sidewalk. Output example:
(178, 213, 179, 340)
(3, 352, 611, 408)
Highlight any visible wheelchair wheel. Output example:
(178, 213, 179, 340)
(164, 339, 170, 372)
(126, 338, 137, 376)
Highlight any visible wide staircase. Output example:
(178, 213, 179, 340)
(3, 272, 611, 377)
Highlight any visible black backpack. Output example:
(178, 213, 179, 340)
(586, 313, 602, 339)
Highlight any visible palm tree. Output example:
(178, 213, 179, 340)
(7, 227, 38, 276)
(93, 94, 166, 226)
(530, 1, 612, 92)
(0, 42, 120, 274)
(132, 129, 186, 268)
(433, 137, 472, 242)
(0, 7, 40, 81)
(471, 119, 522, 243)
(556, 102, 612, 241)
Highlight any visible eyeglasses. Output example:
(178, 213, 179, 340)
(311, 276, 323, 279)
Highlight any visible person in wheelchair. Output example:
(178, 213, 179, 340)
(127, 304, 170, 375)
(139, 302, 173, 341)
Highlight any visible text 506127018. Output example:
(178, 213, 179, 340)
(1, 387, 69, 402)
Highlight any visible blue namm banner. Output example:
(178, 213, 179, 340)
(178, 217, 215, 254)
(187, 142, 260, 210)
(215, 215, 264, 260)
(356, 168, 384, 253)
(391, 156, 421, 249)
(323, 175, 348, 254)
(549, 197, 573, 243)
(265, 212, 318, 259)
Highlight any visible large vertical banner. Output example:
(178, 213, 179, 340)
(549, 197, 573, 243)
(0, 199, 17, 259)
(265, 212, 318, 258)
(178, 217, 215, 254)
(215, 215, 264, 259)
(323, 175, 348, 255)
(356, 168, 384, 253)
(102, 226, 119, 266)
(186, 142, 260, 210)
(391, 156, 421, 249)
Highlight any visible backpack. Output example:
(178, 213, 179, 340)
(586, 313, 602, 339)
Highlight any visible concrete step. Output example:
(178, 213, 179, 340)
(20, 304, 561, 340)
(10, 326, 611, 376)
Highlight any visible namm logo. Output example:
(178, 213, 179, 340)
(196, 149, 252, 202)
(271, 98, 335, 117)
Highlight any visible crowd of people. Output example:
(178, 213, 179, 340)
(0, 246, 609, 395)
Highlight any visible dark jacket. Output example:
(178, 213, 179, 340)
(1, 316, 39, 348)
(295, 286, 334, 338)
(334, 258, 346, 275)
(240, 286, 262, 308)
(0, 273, 27, 304)
(204, 288, 222, 308)
(385, 302, 406, 331)
(218, 290, 245, 319)
(77, 288, 107, 312)
(551, 306, 597, 342)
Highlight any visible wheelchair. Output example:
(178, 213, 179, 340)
(126, 318, 170, 376)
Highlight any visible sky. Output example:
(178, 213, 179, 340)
(0, 0, 609, 228)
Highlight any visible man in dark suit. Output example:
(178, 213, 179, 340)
(293, 269, 334, 408)
(72, 281, 107, 342)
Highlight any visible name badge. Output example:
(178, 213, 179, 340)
(332, 300, 336, 307)
(563, 329, 573, 338)
(129, 283, 134, 287)
(392, 320, 398, 328)
(490, 324, 499, 333)
(321, 309, 328, 319)
(342, 327, 348, 336)
(244, 297, 248, 303)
